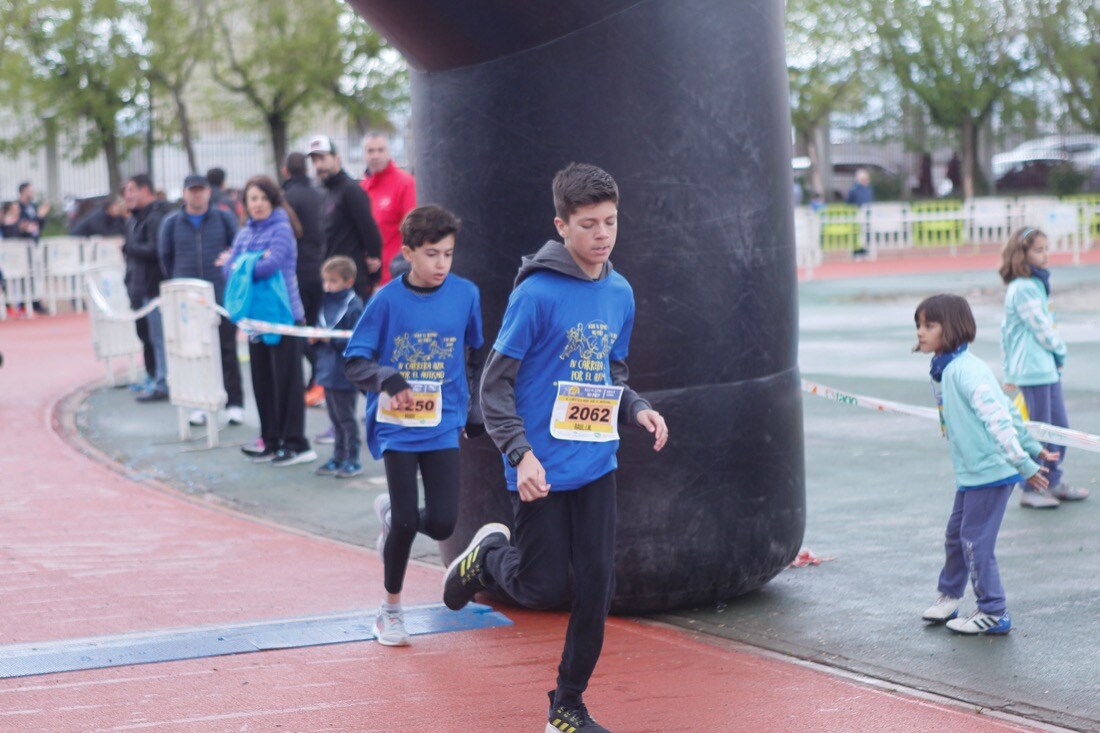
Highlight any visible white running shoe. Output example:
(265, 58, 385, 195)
(1051, 483, 1088, 501)
(374, 493, 391, 560)
(226, 406, 245, 425)
(374, 608, 411, 647)
(946, 609, 1011, 635)
(1020, 488, 1060, 509)
(189, 410, 207, 426)
(921, 593, 960, 623)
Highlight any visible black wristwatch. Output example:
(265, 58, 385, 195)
(506, 446, 531, 467)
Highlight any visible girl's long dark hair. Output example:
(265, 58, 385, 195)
(243, 175, 303, 239)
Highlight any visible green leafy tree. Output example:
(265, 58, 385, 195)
(139, 0, 211, 172)
(210, 0, 353, 173)
(866, 0, 1036, 198)
(1, 0, 146, 194)
(1030, 0, 1099, 133)
(787, 0, 874, 197)
(332, 11, 408, 137)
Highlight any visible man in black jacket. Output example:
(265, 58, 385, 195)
(307, 135, 382, 300)
(122, 174, 173, 401)
(281, 152, 327, 398)
(159, 173, 244, 424)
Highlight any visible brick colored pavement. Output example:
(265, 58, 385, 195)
(0, 313, 1059, 732)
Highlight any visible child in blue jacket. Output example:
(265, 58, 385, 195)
(312, 256, 364, 479)
(999, 227, 1087, 508)
(915, 294, 1058, 635)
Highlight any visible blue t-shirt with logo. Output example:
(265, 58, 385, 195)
(344, 275, 483, 459)
(495, 269, 635, 491)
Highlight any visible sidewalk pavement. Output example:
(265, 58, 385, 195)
(0, 261, 1087, 731)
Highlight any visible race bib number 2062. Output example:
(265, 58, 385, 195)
(549, 382, 624, 442)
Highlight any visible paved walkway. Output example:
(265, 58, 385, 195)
(0, 294, 1075, 732)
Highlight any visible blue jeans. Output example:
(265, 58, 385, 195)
(144, 296, 168, 394)
(937, 484, 1012, 614)
(1020, 381, 1068, 490)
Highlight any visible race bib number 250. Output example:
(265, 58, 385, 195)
(377, 380, 443, 427)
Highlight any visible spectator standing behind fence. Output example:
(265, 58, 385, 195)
(281, 152, 328, 409)
(70, 197, 127, 237)
(845, 168, 874, 206)
(219, 175, 316, 468)
(360, 132, 416, 287)
(307, 135, 383, 300)
(17, 182, 49, 241)
(310, 256, 364, 479)
(158, 173, 245, 427)
(122, 174, 173, 402)
(206, 167, 242, 221)
(1, 202, 22, 238)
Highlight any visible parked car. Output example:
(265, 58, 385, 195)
(994, 155, 1066, 193)
(993, 134, 1100, 177)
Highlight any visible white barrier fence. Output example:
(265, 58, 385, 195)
(160, 280, 227, 448)
(85, 265, 145, 387)
(795, 196, 1100, 274)
(1, 235, 124, 319)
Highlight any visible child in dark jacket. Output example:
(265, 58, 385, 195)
(312, 256, 365, 478)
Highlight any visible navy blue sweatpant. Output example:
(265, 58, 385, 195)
(937, 484, 1013, 614)
(1019, 381, 1068, 490)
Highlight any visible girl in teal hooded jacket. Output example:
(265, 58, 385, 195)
(915, 294, 1057, 636)
(999, 227, 1087, 507)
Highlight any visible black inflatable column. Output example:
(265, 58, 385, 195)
(347, 0, 805, 614)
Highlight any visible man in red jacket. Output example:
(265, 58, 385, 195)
(360, 132, 416, 286)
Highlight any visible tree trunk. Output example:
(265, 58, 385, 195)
(268, 113, 288, 180)
(103, 130, 122, 196)
(961, 118, 975, 200)
(173, 87, 198, 173)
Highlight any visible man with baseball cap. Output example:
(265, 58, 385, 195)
(307, 135, 383, 299)
(158, 173, 245, 425)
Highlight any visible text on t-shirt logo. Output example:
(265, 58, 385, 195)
(560, 320, 618, 382)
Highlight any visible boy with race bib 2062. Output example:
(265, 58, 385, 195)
(343, 205, 485, 647)
(443, 163, 668, 733)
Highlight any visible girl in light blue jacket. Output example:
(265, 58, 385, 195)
(999, 227, 1087, 508)
(915, 294, 1057, 635)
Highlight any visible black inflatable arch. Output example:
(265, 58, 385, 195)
(347, 0, 805, 614)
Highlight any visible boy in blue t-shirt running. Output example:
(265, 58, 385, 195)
(443, 163, 668, 733)
(344, 205, 485, 647)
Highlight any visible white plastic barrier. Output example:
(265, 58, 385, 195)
(966, 197, 1014, 246)
(84, 264, 144, 386)
(1030, 203, 1084, 261)
(0, 239, 37, 318)
(792, 207, 822, 277)
(89, 236, 125, 267)
(42, 236, 87, 314)
(159, 279, 226, 448)
(865, 202, 908, 251)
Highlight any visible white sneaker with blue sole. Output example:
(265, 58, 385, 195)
(921, 594, 960, 623)
(946, 609, 1011, 635)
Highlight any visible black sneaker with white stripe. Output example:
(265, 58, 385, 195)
(546, 691, 611, 732)
(442, 523, 510, 611)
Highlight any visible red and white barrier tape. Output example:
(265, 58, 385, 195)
(802, 378, 1100, 453)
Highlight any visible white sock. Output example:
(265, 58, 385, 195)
(381, 601, 402, 614)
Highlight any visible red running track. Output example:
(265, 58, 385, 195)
(0, 315, 1048, 732)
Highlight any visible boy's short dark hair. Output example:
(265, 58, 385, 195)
(284, 153, 307, 178)
(322, 255, 357, 283)
(552, 163, 619, 221)
(206, 168, 227, 188)
(914, 294, 977, 352)
(400, 205, 461, 249)
(18, 182, 31, 194)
